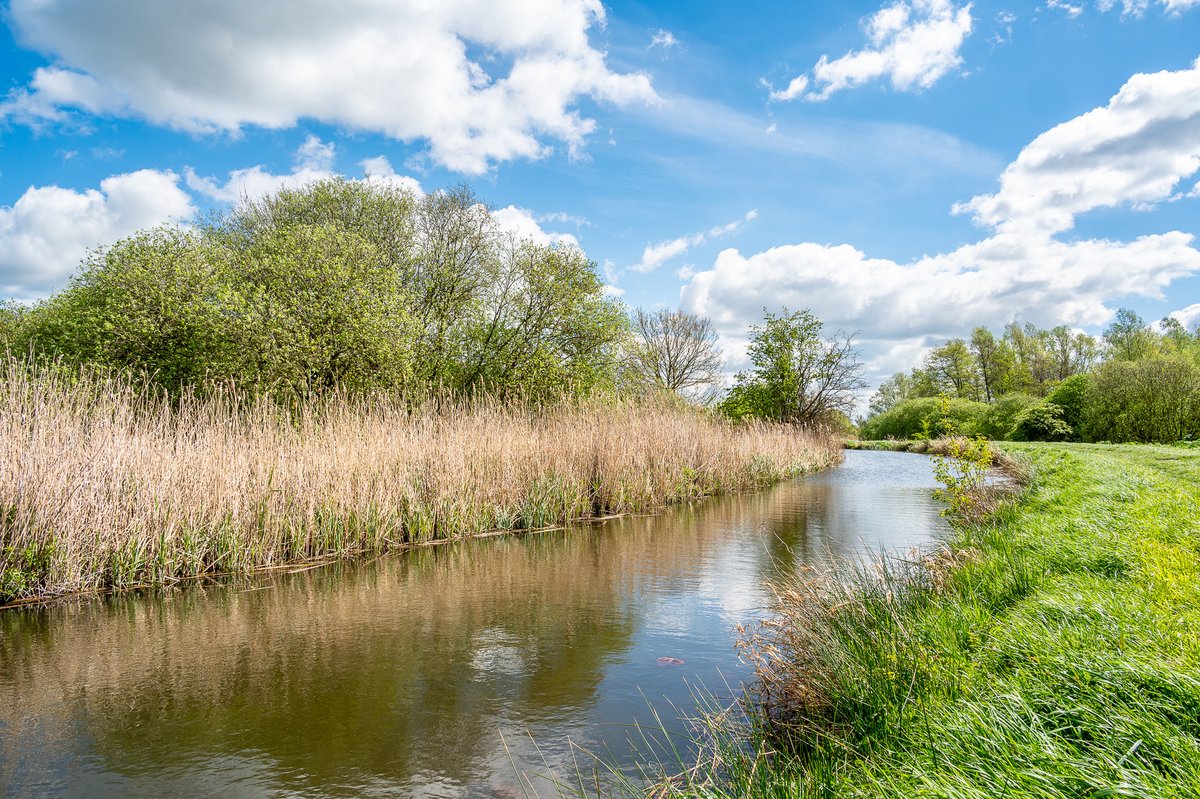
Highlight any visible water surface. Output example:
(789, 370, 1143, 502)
(0, 450, 949, 798)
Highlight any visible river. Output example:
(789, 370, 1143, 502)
(0, 449, 950, 798)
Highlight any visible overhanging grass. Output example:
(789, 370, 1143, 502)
(648, 443, 1200, 798)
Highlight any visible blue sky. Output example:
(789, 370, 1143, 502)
(2, 0, 1199, 388)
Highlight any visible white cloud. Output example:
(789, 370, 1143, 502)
(650, 29, 679, 49)
(770, 0, 973, 103)
(491, 206, 580, 247)
(1095, 0, 1198, 14)
(186, 137, 423, 203)
(3, 0, 656, 174)
(1046, 0, 1084, 18)
(630, 209, 758, 274)
(768, 75, 810, 102)
(0, 170, 195, 298)
(683, 59, 1200, 384)
(1167, 303, 1200, 330)
(956, 57, 1200, 237)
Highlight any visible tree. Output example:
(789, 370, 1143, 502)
(719, 308, 865, 424)
(1046, 325, 1099, 380)
(924, 338, 980, 400)
(969, 327, 1011, 402)
(869, 371, 918, 416)
(628, 308, 723, 400)
(1083, 357, 1200, 442)
(459, 238, 627, 399)
(0, 301, 29, 351)
(1103, 308, 1159, 362)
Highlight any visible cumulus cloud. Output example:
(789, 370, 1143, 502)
(185, 137, 423, 203)
(1166, 303, 1200, 330)
(769, 0, 973, 103)
(955, 57, 1200, 237)
(491, 206, 580, 247)
(630, 210, 758, 274)
(0, 170, 195, 298)
(684, 59, 1200, 383)
(3, 0, 656, 174)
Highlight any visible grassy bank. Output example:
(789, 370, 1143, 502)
(0, 359, 840, 605)
(650, 443, 1200, 797)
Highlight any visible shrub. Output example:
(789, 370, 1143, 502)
(858, 397, 989, 440)
(1046, 373, 1090, 434)
(1009, 401, 1072, 441)
(1081, 357, 1200, 443)
(979, 393, 1039, 440)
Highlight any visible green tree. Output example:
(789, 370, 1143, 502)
(969, 327, 1015, 402)
(720, 308, 865, 424)
(1009, 401, 1073, 442)
(924, 338, 981, 400)
(869, 371, 918, 416)
(1046, 373, 1091, 434)
(1103, 308, 1159, 362)
(1083, 357, 1200, 442)
(23, 228, 240, 392)
(459, 239, 627, 399)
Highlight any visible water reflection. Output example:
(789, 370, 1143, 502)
(0, 450, 948, 798)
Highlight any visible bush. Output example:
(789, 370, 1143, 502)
(1082, 357, 1200, 443)
(858, 397, 989, 440)
(979, 393, 1039, 440)
(1046, 373, 1090, 434)
(1009, 401, 1073, 441)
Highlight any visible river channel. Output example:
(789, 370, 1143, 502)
(0, 449, 950, 798)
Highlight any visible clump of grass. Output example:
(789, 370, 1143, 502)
(0, 357, 840, 603)
(640, 443, 1200, 798)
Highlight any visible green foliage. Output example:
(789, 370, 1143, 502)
(0, 300, 29, 351)
(858, 396, 990, 440)
(1009, 400, 1073, 441)
(930, 435, 994, 517)
(719, 307, 865, 424)
(1046, 372, 1090, 433)
(979, 392, 1039, 440)
(864, 309, 1194, 445)
(1082, 356, 1200, 443)
(16, 178, 626, 402)
(1103, 307, 1160, 361)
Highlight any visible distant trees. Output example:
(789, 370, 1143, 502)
(862, 308, 1200, 444)
(719, 308, 865, 425)
(629, 309, 724, 399)
(869, 321, 1101, 414)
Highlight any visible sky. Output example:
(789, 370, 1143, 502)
(2, 0, 1200, 393)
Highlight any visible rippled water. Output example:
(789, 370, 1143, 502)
(0, 450, 949, 798)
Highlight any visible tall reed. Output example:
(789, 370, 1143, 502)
(0, 357, 840, 602)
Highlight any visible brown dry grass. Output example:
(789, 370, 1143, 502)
(0, 358, 840, 603)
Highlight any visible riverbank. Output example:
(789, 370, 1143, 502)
(0, 359, 841, 605)
(652, 442, 1200, 797)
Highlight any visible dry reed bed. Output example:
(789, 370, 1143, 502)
(0, 359, 840, 602)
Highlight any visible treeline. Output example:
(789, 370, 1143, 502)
(1, 179, 633, 403)
(862, 311, 1200, 443)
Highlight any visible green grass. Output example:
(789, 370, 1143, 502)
(648, 443, 1200, 798)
